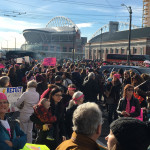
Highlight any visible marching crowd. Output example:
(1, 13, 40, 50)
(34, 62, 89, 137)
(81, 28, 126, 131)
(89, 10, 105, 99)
(0, 59, 150, 150)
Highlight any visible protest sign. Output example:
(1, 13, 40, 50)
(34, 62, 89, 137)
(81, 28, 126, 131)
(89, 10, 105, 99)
(17, 58, 23, 63)
(24, 56, 30, 63)
(0, 86, 23, 112)
(42, 57, 56, 66)
(0, 63, 5, 68)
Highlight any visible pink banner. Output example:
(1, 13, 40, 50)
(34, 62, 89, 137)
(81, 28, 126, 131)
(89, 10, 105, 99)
(0, 63, 5, 68)
(42, 57, 56, 66)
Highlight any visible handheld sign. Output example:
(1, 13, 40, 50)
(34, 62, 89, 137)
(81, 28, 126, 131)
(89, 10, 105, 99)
(42, 57, 56, 66)
(0, 63, 5, 68)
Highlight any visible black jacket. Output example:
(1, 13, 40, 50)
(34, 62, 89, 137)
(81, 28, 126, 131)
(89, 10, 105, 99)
(117, 96, 141, 117)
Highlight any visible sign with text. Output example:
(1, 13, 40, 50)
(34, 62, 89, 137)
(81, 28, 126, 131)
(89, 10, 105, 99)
(24, 56, 30, 63)
(0, 87, 23, 112)
(17, 58, 23, 63)
(42, 57, 56, 66)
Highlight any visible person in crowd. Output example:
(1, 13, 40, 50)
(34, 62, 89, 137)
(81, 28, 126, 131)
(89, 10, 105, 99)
(7, 67, 18, 87)
(61, 84, 77, 108)
(105, 117, 150, 150)
(56, 66, 63, 76)
(46, 71, 55, 84)
(36, 73, 48, 96)
(80, 68, 87, 84)
(54, 75, 67, 93)
(32, 87, 66, 150)
(65, 91, 84, 138)
(26, 70, 35, 82)
(82, 72, 99, 103)
(62, 72, 72, 88)
(0, 76, 10, 87)
(14, 64, 23, 86)
(16, 80, 40, 143)
(107, 73, 121, 124)
(117, 84, 141, 119)
(56, 102, 106, 150)
(72, 67, 82, 90)
(123, 70, 131, 86)
(32, 98, 57, 141)
(0, 92, 26, 150)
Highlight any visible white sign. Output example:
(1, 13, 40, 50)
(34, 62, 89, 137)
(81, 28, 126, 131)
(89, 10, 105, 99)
(0, 87, 23, 112)
(24, 56, 30, 63)
(17, 58, 23, 63)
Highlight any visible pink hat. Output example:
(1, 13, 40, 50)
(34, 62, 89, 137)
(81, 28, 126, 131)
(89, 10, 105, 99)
(113, 74, 120, 79)
(0, 93, 7, 101)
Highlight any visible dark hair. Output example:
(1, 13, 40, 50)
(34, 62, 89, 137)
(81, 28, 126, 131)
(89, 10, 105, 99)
(49, 87, 62, 101)
(131, 74, 144, 86)
(63, 72, 71, 79)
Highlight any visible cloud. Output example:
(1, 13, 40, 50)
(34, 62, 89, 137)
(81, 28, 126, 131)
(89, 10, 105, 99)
(76, 23, 93, 28)
(0, 16, 41, 31)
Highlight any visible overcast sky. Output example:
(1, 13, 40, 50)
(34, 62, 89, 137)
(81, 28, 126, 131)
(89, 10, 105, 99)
(0, 0, 143, 48)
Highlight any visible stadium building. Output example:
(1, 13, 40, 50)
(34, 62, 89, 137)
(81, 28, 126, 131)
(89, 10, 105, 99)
(22, 16, 87, 60)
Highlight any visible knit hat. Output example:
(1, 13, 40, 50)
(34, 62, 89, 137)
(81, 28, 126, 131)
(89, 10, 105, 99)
(110, 117, 150, 150)
(0, 92, 7, 101)
(72, 91, 84, 104)
(113, 73, 120, 79)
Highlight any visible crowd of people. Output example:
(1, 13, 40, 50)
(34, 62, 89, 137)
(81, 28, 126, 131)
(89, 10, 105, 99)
(0, 59, 150, 150)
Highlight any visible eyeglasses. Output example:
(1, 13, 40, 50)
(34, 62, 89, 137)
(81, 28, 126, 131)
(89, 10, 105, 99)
(54, 94, 62, 97)
(127, 89, 134, 92)
(0, 101, 8, 105)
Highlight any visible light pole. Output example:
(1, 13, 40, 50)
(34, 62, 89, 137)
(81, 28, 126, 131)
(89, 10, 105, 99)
(72, 26, 76, 62)
(121, 4, 132, 66)
(100, 28, 103, 61)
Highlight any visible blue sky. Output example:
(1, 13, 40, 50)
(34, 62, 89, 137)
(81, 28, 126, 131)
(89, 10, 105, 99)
(0, 0, 143, 48)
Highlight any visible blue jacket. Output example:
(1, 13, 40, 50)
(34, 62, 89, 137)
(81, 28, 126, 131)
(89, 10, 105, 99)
(0, 116, 27, 150)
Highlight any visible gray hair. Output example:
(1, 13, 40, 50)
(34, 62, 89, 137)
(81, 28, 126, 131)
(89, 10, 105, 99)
(72, 91, 83, 100)
(0, 76, 10, 87)
(27, 80, 37, 88)
(88, 72, 95, 79)
(72, 102, 102, 136)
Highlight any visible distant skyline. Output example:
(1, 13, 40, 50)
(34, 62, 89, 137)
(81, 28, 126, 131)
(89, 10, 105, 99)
(0, 0, 143, 48)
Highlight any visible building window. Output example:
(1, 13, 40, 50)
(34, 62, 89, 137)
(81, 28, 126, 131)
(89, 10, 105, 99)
(140, 47, 144, 55)
(121, 48, 124, 54)
(133, 47, 137, 54)
(56, 46, 60, 52)
(110, 48, 113, 53)
(63, 47, 67, 52)
(69, 48, 73, 52)
(115, 48, 119, 54)
(106, 48, 109, 54)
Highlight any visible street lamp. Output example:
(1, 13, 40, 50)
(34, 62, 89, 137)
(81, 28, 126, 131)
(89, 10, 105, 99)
(99, 28, 103, 61)
(72, 26, 76, 62)
(121, 4, 132, 66)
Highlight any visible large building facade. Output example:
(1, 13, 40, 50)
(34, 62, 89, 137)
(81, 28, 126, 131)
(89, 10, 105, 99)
(22, 16, 87, 60)
(85, 21, 150, 61)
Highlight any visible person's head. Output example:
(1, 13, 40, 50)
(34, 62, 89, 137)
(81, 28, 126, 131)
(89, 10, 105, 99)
(55, 75, 62, 83)
(62, 72, 71, 80)
(0, 93, 9, 118)
(113, 74, 120, 82)
(88, 72, 95, 80)
(40, 98, 50, 110)
(0, 76, 10, 87)
(124, 71, 130, 79)
(72, 102, 102, 141)
(123, 84, 134, 98)
(49, 87, 63, 104)
(72, 91, 84, 105)
(110, 71, 116, 78)
(106, 117, 150, 150)
(67, 84, 76, 96)
(131, 74, 144, 86)
(141, 73, 150, 81)
(35, 73, 44, 83)
(27, 80, 37, 89)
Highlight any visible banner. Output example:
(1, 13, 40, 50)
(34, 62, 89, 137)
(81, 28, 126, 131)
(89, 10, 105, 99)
(0, 87, 23, 112)
(42, 57, 56, 66)
(0, 63, 5, 68)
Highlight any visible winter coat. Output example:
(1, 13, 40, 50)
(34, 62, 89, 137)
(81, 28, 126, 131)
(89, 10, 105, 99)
(0, 115, 26, 150)
(117, 96, 141, 118)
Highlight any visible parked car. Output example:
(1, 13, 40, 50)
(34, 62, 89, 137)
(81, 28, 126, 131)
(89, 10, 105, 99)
(99, 65, 150, 75)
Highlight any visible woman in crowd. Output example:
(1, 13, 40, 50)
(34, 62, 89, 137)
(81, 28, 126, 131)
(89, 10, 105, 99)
(105, 117, 150, 150)
(0, 92, 26, 150)
(7, 67, 18, 87)
(16, 80, 40, 143)
(0, 76, 10, 87)
(107, 74, 122, 124)
(62, 72, 72, 88)
(65, 91, 84, 138)
(26, 70, 35, 82)
(61, 84, 77, 108)
(117, 84, 141, 119)
(34, 87, 66, 150)
(123, 70, 131, 86)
